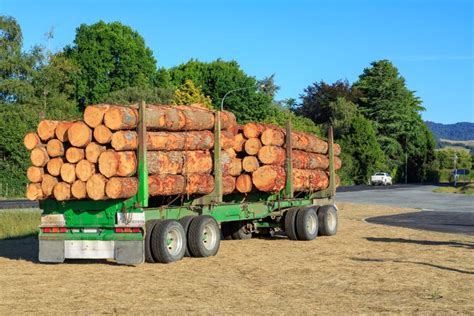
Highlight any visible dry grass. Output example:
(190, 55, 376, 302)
(0, 210, 40, 239)
(433, 183, 474, 195)
(0, 203, 473, 314)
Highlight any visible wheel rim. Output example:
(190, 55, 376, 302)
(306, 212, 317, 235)
(202, 223, 218, 250)
(327, 211, 337, 231)
(165, 227, 184, 256)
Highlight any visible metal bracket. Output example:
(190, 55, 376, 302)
(137, 101, 149, 207)
(284, 120, 294, 198)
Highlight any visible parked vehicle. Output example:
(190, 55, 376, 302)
(371, 172, 392, 186)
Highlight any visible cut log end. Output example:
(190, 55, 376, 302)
(41, 174, 58, 197)
(27, 166, 44, 183)
(65, 147, 85, 164)
(84, 105, 110, 128)
(60, 163, 76, 183)
(103, 106, 138, 130)
(26, 183, 44, 201)
(53, 182, 71, 201)
(55, 121, 73, 142)
(236, 174, 253, 193)
(93, 124, 113, 144)
(76, 159, 95, 182)
(105, 177, 138, 199)
(86, 174, 107, 200)
(46, 157, 64, 176)
(30, 147, 49, 167)
(67, 121, 92, 147)
(242, 156, 260, 173)
(71, 180, 87, 199)
(85, 143, 106, 163)
(244, 138, 262, 156)
(24, 132, 41, 150)
(46, 139, 65, 157)
(252, 165, 286, 192)
(37, 120, 59, 141)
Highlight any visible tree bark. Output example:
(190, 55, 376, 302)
(71, 180, 87, 199)
(106, 177, 138, 199)
(85, 143, 106, 163)
(86, 174, 107, 200)
(46, 139, 65, 157)
(244, 138, 262, 156)
(292, 131, 328, 154)
(83, 104, 111, 128)
(93, 124, 113, 144)
(67, 121, 92, 147)
(60, 163, 76, 183)
(75, 159, 95, 182)
(30, 147, 49, 167)
(235, 174, 253, 193)
(292, 150, 329, 170)
(27, 183, 44, 201)
(65, 147, 85, 163)
(242, 156, 260, 173)
(27, 166, 44, 183)
(252, 165, 286, 192)
(37, 120, 59, 141)
(24, 132, 41, 150)
(293, 169, 329, 192)
(41, 174, 58, 197)
(53, 182, 71, 201)
(55, 121, 73, 142)
(46, 157, 64, 176)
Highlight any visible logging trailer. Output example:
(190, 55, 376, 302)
(38, 102, 339, 264)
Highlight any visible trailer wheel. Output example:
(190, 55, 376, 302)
(188, 216, 220, 257)
(318, 205, 338, 236)
(150, 220, 186, 263)
(231, 222, 252, 240)
(179, 216, 195, 257)
(295, 207, 319, 240)
(284, 208, 300, 240)
(145, 219, 160, 263)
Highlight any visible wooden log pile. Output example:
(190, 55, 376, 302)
(24, 104, 341, 201)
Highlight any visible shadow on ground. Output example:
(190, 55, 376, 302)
(366, 237, 474, 249)
(0, 237, 38, 262)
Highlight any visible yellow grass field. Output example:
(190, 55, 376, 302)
(0, 203, 472, 314)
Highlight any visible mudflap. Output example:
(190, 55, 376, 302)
(39, 240, 65, 263)
(115, 240, 145, 265)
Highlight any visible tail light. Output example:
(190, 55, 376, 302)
(115, 227, 142, 233)
(42, 227, 67, 233)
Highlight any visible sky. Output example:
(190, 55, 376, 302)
(2, 0, 473, 124)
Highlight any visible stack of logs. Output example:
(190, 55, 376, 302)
(24, 104, 341, 201)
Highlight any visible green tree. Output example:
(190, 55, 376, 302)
(65, 21, 157, 105)
(172, 79, 212, 109)
(104, 86, 174, 105)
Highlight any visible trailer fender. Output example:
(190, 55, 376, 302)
(39, 240, 65, 263)
(115, 240, 145, 265)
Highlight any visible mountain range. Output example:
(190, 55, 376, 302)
(425, 121, 474, 141)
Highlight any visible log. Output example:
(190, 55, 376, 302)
(60, 163, 76, 183)
(53, 182, 71, 201)
(103, 106, 138, 130)
(24, 132, 41, 150)
(292, 131, 328, 154)
(334, 156, 342, 170)
(93, 124, 113, 144)
(235, 174, 253, 193)
(223, 175, 236, 194)
(221, 151, 242, 176)
(182, 151, 213, 174)
(293, 169, 329, 192)
(233, 133, 246, 152)
(261, 128, 285, 146)
(65, 147, 85, 163)
(67, 121, 92, 147)
(292, 150, 329, 170)
(83, 105, 111, 128)
(30, 147, 49, 167)
(334, 143, 341, 156)
(41, 174, 58, 197)
(71, 180, 87, 199)
(243, 122, 265, 138)
(252, 165, 286, 192)
(55, 121, 73, 142)
(224, 147, 237, 158)
(85, 143, 106, 163)
(244, 138, 262, 156)
(46, 139, 65, 157)
(219, 110, 237, 130)
(76, 159, 95, 182)
(258, 146, 286, 165)
(86, 174, 107, 200)
(37, 120, 59, 141)
(98, 150, 137, 178)
(26, 183, 43, 201)
(105, 177, 138, 199)
(242, 156, 260, 173)
(27, 166, 44, 183)
(148, 175, 184, 196)
(46, 157, 64, 176)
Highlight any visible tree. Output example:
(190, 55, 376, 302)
(65, 21, 157, 105)
(172, 79, 212, 109)
(104, 86, 174, 105)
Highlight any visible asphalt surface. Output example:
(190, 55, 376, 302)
(337, 184, 474, 235)
(0, 199, 38, 210)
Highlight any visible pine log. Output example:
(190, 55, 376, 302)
(252, 165, 286, 192)
(46, 139, 65, 157)
(24, 132, 41, 150)
(37, 120, 59, 141)
(85, 143, 106, 163)
(235, 174, 253, 193)
(86, 174, 107, 200)
(27, 166, 44, 183)
(334, 156, 342, 170)
(242, 156, 260, 173)
(26, 183, 44, 201)
(98, 150, 137, 178)
(221, 151, 242, 176)
(244, 138, 262, 156)
(334, 143, 341, 156)
(105, 177, 138, 199)
(261, 128, 285, 146)
(293, 169, 329, 192)
(292, 150, 328, 170)
(46, 157, 64, 176)
(30, 147, 49, 167)
(83, 105, 111, 128)
(224, 147, 237, 158)
(71, 180, 87, 199)
(258, 146, 286, 165)
(76, 159, 95, 182)
(233, 133, 246, 152)
(292, 131, 328, 154)
(93, 124, 113, 144)
(182, 151, 213, 174)
(67, 121, 92, 147)
(148, 175, 184, 196)
(65, 147, 85, 163)
(55, 121, 73, 142)
(223, 175, 236, 194)
(103, 106, 138, 130)
(53, 182, 71, 201)
(219, 110, 237, 130)
(243, 122, 266, 138)
(60, 163, 76, 183)
(41, 174, 58, 197)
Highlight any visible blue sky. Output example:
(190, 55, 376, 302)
(2, 0, 473, 123)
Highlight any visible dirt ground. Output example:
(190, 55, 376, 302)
(0, 203, 473, 314)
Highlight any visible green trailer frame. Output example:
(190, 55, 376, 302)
(38, 101, 337, 264)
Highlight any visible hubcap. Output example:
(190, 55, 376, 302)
(165, 227, 183, 256)
(327, 211, 336, 231)
(306, 213, 317, 235)
(202, 223, 217, 251)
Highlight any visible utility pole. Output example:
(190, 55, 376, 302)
(405, 135, 408, 184)
(453, 154, 458, 187)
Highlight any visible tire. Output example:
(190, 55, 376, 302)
(150, 220, 186, 263)
(179, 216, 195, 257)
(188, 216, 221, 257)
(318, 205, 338, 236)
(295, 207, 319, 240)
(284, 208, 300, 240)
(231, 221, 252, 240)
(145, 219, 160, 263)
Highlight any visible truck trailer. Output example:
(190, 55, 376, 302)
(38, 102, 339, 265)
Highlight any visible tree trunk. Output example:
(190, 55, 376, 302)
(83, 104, 111, 128)
(86, 174, 107, 200)
(242, 156, 260, 172)
(85, 143, 106, 163)
(60, 163, 76, 184)
(75, 159, 95, 182)
(258, 146, 286, 165)
(30, 147, 49, 167)
(233, 133, 246, 152)
(55, 121, 73, 142)
(93, 124, 113, 144)
(235, 174, 253, 193)
(46, 139, 65, 157)
(46, 157, 64, 176)
(252, 165, 286, 192)
(244, 138, 262, 155)
(41, 174, 58, 197)
(293, 169, 329, 192)
(37, 120, 59, 141)
(292, 132, 328, 154)
(292, 150, 329, 170)
(71, 180, 87, 199)
(67, 121, 92, 147)
(24, 132, 41, 150)
(27, 166, 44, 183)
(53, 182, 71, 201)
(27, 183, 44, 201)
(261, 128, 285, 146)
(65, 147, 85, 163)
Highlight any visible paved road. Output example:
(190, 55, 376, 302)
(0, 199, 38, 210)
(337, 185, 474, 235)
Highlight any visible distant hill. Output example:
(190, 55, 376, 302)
(425, 121, 474, 141)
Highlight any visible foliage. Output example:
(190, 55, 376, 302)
(435, 148, 472, 170)
(65, 21, 157, 106)
(104, 86, 174, 105)
(0, 210, 40, 239)
(426, 121, 474, 141)
(263, 104, 322, 135)
(172, 79, 212, 109)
